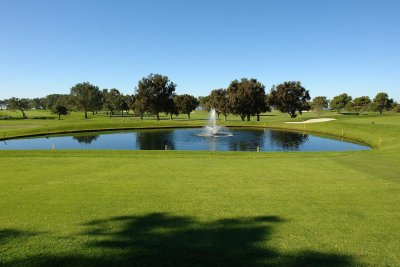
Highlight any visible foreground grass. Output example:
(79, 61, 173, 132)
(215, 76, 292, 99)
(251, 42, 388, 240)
(1, 110, 400, 266)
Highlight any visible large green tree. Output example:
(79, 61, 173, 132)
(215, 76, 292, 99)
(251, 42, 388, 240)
(7, 97, 30, 119)
(330, 93, 352, 113)
(135, 74, 176, 121)
(351, 96, 371, 113)
(70, 82, 100, 119)
(52, 105, 69, 120)
(372, 92, 394, 115)
(209, 89, 230, 121)
(227, 78, 268, 121)
(268, 81, 310, 118)
(174, 94, 199, 119)
(310, 96, 329, 112)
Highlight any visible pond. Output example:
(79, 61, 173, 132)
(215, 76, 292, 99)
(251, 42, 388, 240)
(0, 128, 370, 152)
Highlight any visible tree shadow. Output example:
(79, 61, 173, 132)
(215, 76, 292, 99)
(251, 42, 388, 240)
(0, 229, 37, 243)
(2, 213, 360, 267)
(0, 116, 55, 120)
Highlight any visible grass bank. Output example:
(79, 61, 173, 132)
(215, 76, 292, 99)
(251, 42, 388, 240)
(1, 110, 399, 266)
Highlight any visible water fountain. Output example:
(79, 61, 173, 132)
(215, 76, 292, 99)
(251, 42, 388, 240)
(200, 108, 232, 137)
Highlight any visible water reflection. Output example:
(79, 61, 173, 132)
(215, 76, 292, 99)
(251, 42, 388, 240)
(136, 130, 176, 150)
(228, 130, 265, 151)
(268, 131, 309, 150)
(73, 135, 99, 145)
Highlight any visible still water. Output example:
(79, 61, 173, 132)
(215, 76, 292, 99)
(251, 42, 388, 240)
(0, 128, 370, 152)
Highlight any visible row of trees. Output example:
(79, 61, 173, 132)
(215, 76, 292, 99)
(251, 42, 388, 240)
(1, 75, 200, 120)
(200, 80, 310, 121)
(2, 74, 399, 120)
(310, 92, 397, 115)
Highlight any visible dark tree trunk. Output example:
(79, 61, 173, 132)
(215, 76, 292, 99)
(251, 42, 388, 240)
(84, 111, 88, 119)
(92, 111, 95, 115)
(187, 113, 191, 119)
(257, 113, 260, 121)
(246, 114, 250, 121)
(20, 109, 27, 119)
(58, 114, 61, 120)
(170, 114, 173, 120)
(240, 115, 245, 121)
(224, 115, 227, 121)
(156, 113, 160, 121)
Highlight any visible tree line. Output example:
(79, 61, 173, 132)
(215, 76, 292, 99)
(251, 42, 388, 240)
(310, 93, 398, 115)
(1, 73, 399, 120)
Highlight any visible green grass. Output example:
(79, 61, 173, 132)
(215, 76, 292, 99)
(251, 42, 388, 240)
(1, 110, 400, 266)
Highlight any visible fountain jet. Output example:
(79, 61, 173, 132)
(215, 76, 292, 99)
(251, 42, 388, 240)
(200, 108, 232, 137)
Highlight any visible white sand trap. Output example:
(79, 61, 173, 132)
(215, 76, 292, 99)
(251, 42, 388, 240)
(285, 118, 336, 124)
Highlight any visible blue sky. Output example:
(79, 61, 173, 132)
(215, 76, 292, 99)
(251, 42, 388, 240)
(1, 0, 399, 101)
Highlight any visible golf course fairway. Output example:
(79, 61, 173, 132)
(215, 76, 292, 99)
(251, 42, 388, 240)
(1, 110, 399, 266)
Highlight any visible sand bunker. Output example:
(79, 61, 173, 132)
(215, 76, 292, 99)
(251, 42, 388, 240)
(285, 118, 336, 124)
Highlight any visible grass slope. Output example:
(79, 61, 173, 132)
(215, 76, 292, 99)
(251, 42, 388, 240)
(1, 110, 399, 266)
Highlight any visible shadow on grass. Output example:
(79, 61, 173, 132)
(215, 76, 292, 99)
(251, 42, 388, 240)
(0, 229, 37, 243)
(1, 213, 360, 266)
(0, 116, 55, 120)
(340, 112, 360, 116)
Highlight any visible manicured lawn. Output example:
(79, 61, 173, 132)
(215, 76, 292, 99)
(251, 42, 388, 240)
(1, 110, 399, 266)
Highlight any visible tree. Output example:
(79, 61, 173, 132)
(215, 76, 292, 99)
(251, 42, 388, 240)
(103, 88, 122, 118)
(372, 92, 394, 115)
(330, 93, 352, 113)
(7, 97, 30, 119)
(174, 94, 199, 119)
(310, 96, 329, 113)
(127, 94, 136, 113)
(52, 105, 68, 120)
(268, 81, 310, 118)
(118, 95, 130, 116)
(44, 94, 69, 110)
(165, 98, 179, 120)
(209, 89, 230, 121)
(89, 89, 103, 115)
(30, 98, 45, 110)
(198, 96, 211, 111)
(70, 82, 100, 119)
(393, 104, 400, 113)
(133, 96, 146, 119)
(351, 96, 371, 113)
(227, 78, 268, 121)
(135, 74, 176, 120)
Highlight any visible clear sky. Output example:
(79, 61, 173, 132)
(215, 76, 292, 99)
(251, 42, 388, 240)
(1, 0, 399, 101)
